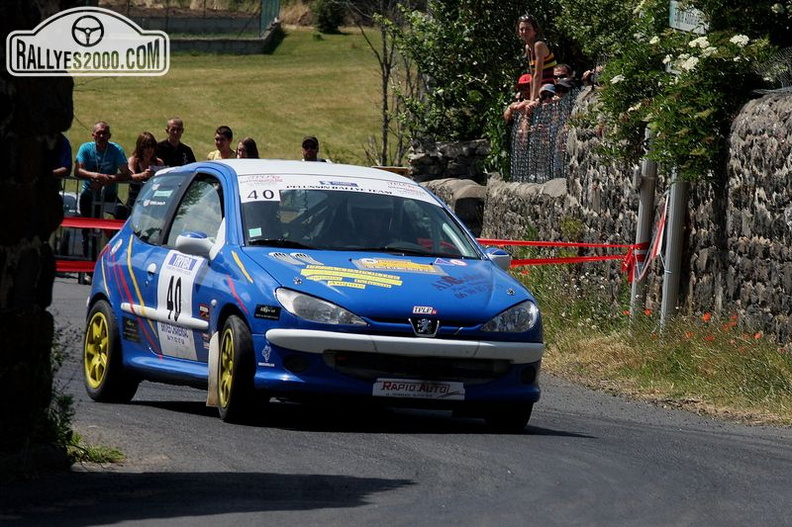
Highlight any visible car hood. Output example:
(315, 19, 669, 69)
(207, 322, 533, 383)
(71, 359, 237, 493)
(241, 248, 530, 323)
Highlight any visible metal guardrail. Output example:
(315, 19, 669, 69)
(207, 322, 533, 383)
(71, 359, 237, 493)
(55, 176, 129, 280)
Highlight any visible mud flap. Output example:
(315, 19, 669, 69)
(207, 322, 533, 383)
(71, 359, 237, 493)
(206, 331, 219, 407)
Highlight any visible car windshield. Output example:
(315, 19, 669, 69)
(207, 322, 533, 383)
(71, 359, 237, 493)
(240, 181, 480, 259)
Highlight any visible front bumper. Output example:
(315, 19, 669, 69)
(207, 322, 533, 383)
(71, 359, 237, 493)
(253, 329, 543, 405)
(266, 328, 544, 364)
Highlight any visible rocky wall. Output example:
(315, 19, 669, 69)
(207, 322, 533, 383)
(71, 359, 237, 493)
(416, 89, 792, 342)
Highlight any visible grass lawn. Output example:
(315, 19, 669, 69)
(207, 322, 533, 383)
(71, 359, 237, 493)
(67, 25, 383, 189)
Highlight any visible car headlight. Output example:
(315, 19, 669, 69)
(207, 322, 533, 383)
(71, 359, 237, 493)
(275, 288, 367, 326)
(481, 301, 539, 332)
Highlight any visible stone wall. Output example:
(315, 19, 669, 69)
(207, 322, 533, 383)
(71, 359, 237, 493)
(415, 89, 792, 342)
(408, 139, 490, 185)
(1, 0, 74, 471)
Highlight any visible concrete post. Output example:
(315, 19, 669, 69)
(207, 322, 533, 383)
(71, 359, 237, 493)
(630, 129, 658, 317)
(661, 172, 689, 327)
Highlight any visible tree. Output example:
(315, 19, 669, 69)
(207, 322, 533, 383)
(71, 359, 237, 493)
(383, 1, 576, 176)
(348, 0, 424, 166)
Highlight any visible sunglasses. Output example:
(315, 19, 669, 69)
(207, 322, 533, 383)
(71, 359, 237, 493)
(303, 143, 318, 149)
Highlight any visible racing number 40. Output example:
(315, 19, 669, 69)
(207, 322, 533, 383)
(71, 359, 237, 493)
(247, 189, 275, 201)
(167, 275, 182, 322)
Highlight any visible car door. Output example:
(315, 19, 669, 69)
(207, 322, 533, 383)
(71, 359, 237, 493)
(117, 172, 186, 359)
(151, 173, 225, 363)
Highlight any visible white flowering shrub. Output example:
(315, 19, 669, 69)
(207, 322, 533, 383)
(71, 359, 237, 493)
(554, 0, 789, 179)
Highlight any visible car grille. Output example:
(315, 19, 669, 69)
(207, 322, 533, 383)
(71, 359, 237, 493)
(323, 350, 511, 385)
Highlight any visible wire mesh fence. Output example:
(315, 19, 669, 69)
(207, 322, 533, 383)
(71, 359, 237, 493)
(509, 88, 579, 183)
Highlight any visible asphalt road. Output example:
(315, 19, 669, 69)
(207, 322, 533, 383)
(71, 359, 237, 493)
(2, 277, 792, 526)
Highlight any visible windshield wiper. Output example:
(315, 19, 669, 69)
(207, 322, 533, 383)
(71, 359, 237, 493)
(247, 237, 315, 250)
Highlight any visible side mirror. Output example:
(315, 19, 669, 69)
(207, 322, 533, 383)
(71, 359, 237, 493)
(485, 247, 512, 271)
(175, 232, 213, 259)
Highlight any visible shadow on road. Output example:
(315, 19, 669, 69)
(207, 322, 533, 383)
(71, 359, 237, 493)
(0, 471, 413, 526)
(133, 398, 594, 438)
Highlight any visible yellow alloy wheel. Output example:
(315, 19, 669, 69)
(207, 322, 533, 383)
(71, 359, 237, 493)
(219, 326, 236, 410)
(83, 300, 139, 402)
(84, 310, 110, 390)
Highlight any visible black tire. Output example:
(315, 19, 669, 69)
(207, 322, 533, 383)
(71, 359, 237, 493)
(83, 300, 139, 403)
(217, 315, 259, 423)
(484, 403, 533, 433)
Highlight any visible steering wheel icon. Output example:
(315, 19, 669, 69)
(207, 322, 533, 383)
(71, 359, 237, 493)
(72, 15, 105, 47)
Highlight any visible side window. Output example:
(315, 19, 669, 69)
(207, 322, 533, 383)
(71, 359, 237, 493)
(166, 175, 224, 247)
(130, 174, 184, 245)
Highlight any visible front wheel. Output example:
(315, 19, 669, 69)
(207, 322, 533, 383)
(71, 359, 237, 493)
(484, 403, 533, 433)
(84, 300, 139, 402)
(217, 315, 259, 423)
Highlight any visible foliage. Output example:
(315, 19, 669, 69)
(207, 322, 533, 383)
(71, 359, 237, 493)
(384, 1, 593, 177)
(520, 264, 792, 424)
(555, 0, 637, 63)
(48, 333, 75, 450)
(347, 0, 424, 166)
(68, 433, 125, 465)
(564, 0, 779, 180)
(388, 0, 532, 143)
(312, 0, 346, 33)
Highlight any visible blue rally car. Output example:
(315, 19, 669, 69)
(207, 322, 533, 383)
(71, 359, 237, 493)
(83, 160, 544, 430)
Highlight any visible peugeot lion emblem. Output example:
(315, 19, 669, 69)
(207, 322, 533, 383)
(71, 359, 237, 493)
(410, 317, 439, 337)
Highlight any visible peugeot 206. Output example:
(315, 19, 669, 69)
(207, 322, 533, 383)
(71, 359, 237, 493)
(83, 160, 543, 431)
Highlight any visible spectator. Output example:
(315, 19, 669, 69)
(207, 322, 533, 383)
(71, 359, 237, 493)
(539, 83, 557, 102)
(553, 63, 573, 81)
(554, 64, 582, 90)
(127, 131, 163, 212)
(301, 135, 330, 162)
(582, 65, 603, 87)
(236, 137, 260, 158)
(503, 73, 538, 124)
(74, 121, 132, 264)
(554, 79, 574, 99)
(157, 117, 196, 167)
(52, 132, 72, 178)
(208, 125, 234, 160)
(516, 14, 557, 100)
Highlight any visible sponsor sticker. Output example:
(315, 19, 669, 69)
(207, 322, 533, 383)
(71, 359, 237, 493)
(7, 7, 169, 77)
(319, 181, 359, 187)
(254, 304, 281, 320)
(301, 264, 402, 289)
(434, 258, 467, 267)
(122, 317, 140, 343)
(354, 258, 443, 275)
(412, 305, 437, 315)
(258, 344, 275, 367)
(373, 379, 465, 400)
(158, 321, 196, 360)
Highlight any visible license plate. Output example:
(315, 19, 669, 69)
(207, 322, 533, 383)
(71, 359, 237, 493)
(373, 378, 465, 400)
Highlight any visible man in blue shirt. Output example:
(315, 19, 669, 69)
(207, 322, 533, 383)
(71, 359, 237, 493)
(52, 133, 72, 178)
(74, 121, 131, 260)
